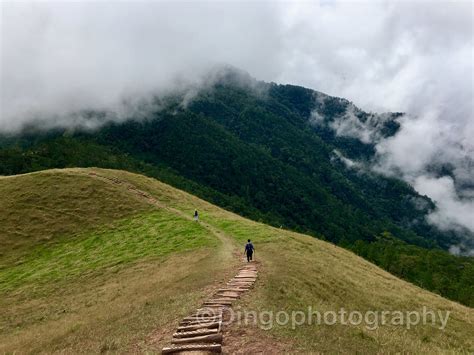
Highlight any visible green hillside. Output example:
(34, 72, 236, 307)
(0, 168, 472, 353)
(1, 73, 473, 306)
(0, 73, 452, 249)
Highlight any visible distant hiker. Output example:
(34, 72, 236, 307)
(194, 209, 199, 221)
(244, 239, 255, 262)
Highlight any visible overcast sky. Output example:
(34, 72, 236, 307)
(1, 0, 473, 245)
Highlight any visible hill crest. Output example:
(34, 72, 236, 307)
(0, 168, 472, 353)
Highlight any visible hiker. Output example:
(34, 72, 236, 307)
(194, 209, 199, 221)
(244, 239, 255, 262)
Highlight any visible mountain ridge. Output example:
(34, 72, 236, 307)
(0, 70, 473, 306)
(0, 168, 473, 353)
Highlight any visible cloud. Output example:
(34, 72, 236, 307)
(1, 1, 472, 244)
(371, 107, 474, 241)
(413, 175, 474, 232)
(311, 96, 400, 145)
(2, 1, 471, 131)
(332, 149, 363, 169)
(0, 1, 283, 131)
(280, 1, 474, 241)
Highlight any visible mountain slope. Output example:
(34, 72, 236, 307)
(0, 168, 473, 353)
(0, 168, 238, 353)
(0, 74, 445, 248)
(0, 71, 473, 306)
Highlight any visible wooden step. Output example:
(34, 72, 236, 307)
(162, 343, 222, 354)
(177, 321, 220, 332)
(217, 288, 246, 293)
(162, 260, 258, 354)
(179, 318, 221, 326)
(195, 306, 227, 311)
(227, 281, 253, 284)
(205, 301, 235, 305)
(227, 279, 255, 286)
(225, 287, 250, 291)
(196, 304, 226, 309)
(215, 291, 240, 298)
(171, 333, 223, 345)
(202, 303, 232, 307)
(203, 301, 232, 306)
(173, 328, 219, 339)
(181, 315, 222, 322)
(208, 298, 235, 302)
(226, 284, 251, 288)
(234, 276, 257, 280)
(214, 293, 240, 299)
(212, 293, 238, 298)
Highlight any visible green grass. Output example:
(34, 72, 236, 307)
(0, 170, 153, 265)
(0, 168, 238, 353)
(201, 215, 474, 353)
(1, 168, 473, 353)
(0, 210, 216, 294)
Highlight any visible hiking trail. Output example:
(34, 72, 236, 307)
(86, 171, 259, 354)
(161, 262, 258, 354)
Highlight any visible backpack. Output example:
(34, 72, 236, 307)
(245, 243, 253, 252)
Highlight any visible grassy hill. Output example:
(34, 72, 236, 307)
(0, 168, 472, 353)
(0, 71, 461, 250)
(1, 73, 473, 307)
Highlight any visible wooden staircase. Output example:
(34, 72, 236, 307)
(161, 263, 258, 354)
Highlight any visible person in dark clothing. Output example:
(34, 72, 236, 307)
(244, 239, 255, 262)
(194, 209, 199, 221)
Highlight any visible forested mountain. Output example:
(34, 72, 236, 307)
(1, 69, 473, 305)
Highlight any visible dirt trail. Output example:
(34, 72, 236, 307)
(86, 170, 260, 354)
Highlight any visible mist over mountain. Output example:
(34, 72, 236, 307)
(2, 1, 472, 246)
(0, 66, 471, 251)
(308, 88, 474, 250)
(2, 65, 474, 305)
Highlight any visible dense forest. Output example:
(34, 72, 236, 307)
(1, 71, 473, 306)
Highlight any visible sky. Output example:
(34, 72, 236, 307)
(1, 0, 473, 245)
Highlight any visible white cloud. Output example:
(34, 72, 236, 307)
(414, 175, 474, 232)
(0, 1, 283, 131)
(332, 149, 362, 169)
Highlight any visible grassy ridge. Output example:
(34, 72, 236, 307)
(204, 215, 474, 353)
(0, 169, 237, 353)
(0, 210, 216, 294)
(2, 134, 474, 307)
(0, 168, 473, 353)
(105, 168, 474, 353)
(0, 170, 152, 262)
